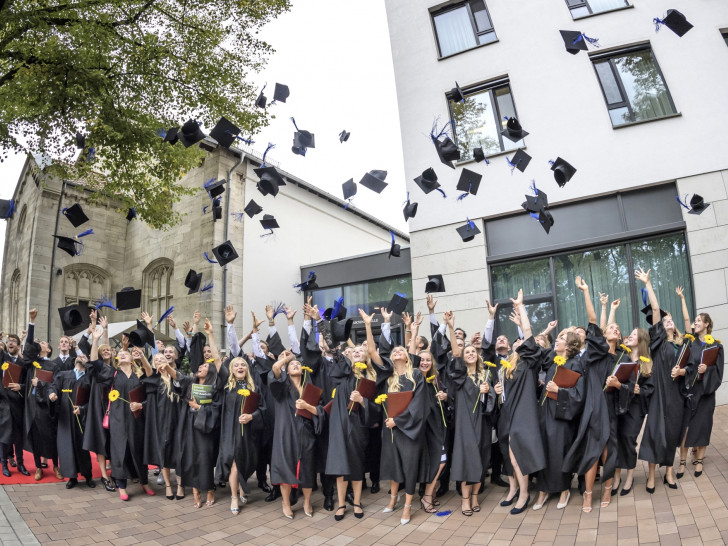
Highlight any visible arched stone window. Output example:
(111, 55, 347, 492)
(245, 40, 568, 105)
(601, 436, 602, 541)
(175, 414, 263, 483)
(9, 269, 21, 335)
(144, 259, 174, 337)
(63, 264, 112, 307)
(15, 205, 27, 237)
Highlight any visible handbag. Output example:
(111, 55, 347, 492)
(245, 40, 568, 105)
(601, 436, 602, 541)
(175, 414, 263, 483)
(102, 371, 118, 430)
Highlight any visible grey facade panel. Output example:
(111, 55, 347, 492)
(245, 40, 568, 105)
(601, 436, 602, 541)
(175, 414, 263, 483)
(301, 248, 412, 288)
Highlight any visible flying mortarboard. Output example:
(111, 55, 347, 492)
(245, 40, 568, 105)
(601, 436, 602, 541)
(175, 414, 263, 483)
(185, 270, 203, 294)
(256, 85, 267, 109)
(116, 287, 142, 311)
(403, 198, 418, 221)
(387, 293, 408, 315)
(211, 240, 239, 266)
(339, 130, 350, 143)
(272, 83, 290, 103)
(430, 119, 460, 169)
(507, 149, 532, 174)
(677, 193, 710, 215)
(655, 9, 693, 37)
(164, 127, 179, 145)
(291, 117, 315, 156)
(560, 30, 600, 54)
(456, 219, 481, 242)
(204, 178, 226, 199)
(359, 170, 388, 194)
(550, 157, 577, 187)
(244, 199, 263, 218)
(473, 147, 488, 163)
(62, 203, 89, 228)
(58, 302, 91, 336)
(129, 320, 155, 348)
(450, 81, 465, 103)
(126, 208, 137, 221)
(425, 274, 445, 294)
(75, 133, 86, 149)
(538, 209, 554, 234)
(342, 179, 357, 201)
(456, 168, 482, 196)
(254, 166, 286, 197)
(413, 168, 446, 197)
(294, 271, 318, 293)
(0, 199, 15, 220)
(388, 230, 400, 259)
(53, 235, 82, 257)
(260, 214, 279, 231)
(209, 116, 240, 149)
(501, 117, 529, 143)
(640, 288, 669, 324)
(179, 119, 206, 148)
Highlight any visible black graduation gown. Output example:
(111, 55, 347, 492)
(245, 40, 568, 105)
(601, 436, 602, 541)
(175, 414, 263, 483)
(109, 369, 147, 484)
(448, 355, 495, 483)
(639, 324, 687, 465)
(0, 350, 26, 449)
(682, 340, 724, 447)
(617, 370, 653, 469)
(217, 377, 265, 483)
(51, 370, 92, 478)
(142, 372, 182, 468)
(21, 342, 58, 461)
(82, 359, 114, 458)
(497, 337, 546, 477)
(379, 368, 426, 495)
(268, 369, 323, 487)
(418, 374, 449, 484)
(252, 354, 276, 466)
(51, 354, 75, 373)
(536, 354, 585, 493)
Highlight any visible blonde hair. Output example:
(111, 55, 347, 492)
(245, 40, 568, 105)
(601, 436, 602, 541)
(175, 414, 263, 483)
(353, 350, 377, 381)
(153, 354, 178, 403)
(117, 350, 143, 378)
(505, 351, 520, 380)
(634, 328, 652, 378)
(417, 350, 438, 379)
(463, 346, 486, 384)
(98, 344, 116, 367)
(387, 347, 415, 393)
(226, 357, 256, 392)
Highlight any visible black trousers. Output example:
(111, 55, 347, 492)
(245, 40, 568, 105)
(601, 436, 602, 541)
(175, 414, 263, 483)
(1, 440, 24, 465)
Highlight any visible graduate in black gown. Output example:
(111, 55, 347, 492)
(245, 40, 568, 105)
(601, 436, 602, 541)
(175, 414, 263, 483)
(493, 290, 547, 515)
(217, 356, 265, 515)
(269, 350, 324, 519)
(445, 311, 495, 517)
(0, 333, 28, 477)
(534, 329, 584, 511)
(48, 353, 94, 488)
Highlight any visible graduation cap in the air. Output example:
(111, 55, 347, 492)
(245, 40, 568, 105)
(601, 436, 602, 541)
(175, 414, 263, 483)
(116, 287, 142, 311)
(163, 127, 179, 145)
(58, 302, 91, 336)
(450, 81, 465, 103)
(212, 202, 223, 221)
(331, 317, 354, 343)
(211, 240, 239, 266)
(456, 168, 482, 197)
(126, 208, 137, 221)
(179, 119, 206, 148)
(430, 120, 461, 169)
(273, 83, 290, 103)
(254, 166, 286, 197)
(387, 293, 408, 315)
(339, 130, 350, 143)
(639, 288, 669, 324)
(260, 214, 279, 232)
(129, 320, 155, 348)
(185, 270, 203, 294)
(425, 274, 445, 294)
(204, 178, 226, 199)
(550, 157, 577, 187)
(209, 116, 240, 149)
(360, 170, 388, 194)
(388, 230, 400, 259)
(677, 193, 710, 215)
(413, 168, 446, 197)
(63, 204, 89, 228)
(501, 117, 529, 143)
(0, 199, 15, 220)
(456, 219, 481, 242)
(654, 9, 693, 37)
(256, 85, 267, 109)
(291, 117, 315, 156)
(342, 178, 357, 202)
(560, 30, 600, 54)
(507, 149, 532, 174)
(323, 297, 346, 322)
(294, 271, 318, 294)
(54, 235, 85, 257)
(538, 210, 554, 234)
(403, 196, 418, 221)
(473, 148, 488, 163)
(244, 199, 263, 218)
(522, 182, 553, 234)
(75, 133, 86, 149)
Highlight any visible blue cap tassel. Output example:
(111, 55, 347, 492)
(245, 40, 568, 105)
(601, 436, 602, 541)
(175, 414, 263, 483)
(654, 17, 666, 32)
(641, 287, 648, 307)
(231, 212, 245, 222)
(260, 229, 275, 238)
(466, 217, 475, 230)
(157, 305, 174, 325)
(430, 118, 452, 144)
(234, 135, 255, 146)
(676, 194, 690, 210)
(76, 228, 94, 238)
(156, 128, 166, 138)
(506, 156, 520, 175)
(95, 296, 118, 312)
(331, 296, 344, 320)
(435, 188, 447, 199)
(3, 199, 15, 219)
(201, 281, 213, 293)
(273, 302, 287, 318)
(293, 271, 316, 293)
(261, 142, 275, 168)
(203, 251, 218, 264)
(203, 177, 216, 189)
(573, 33, 600, 47)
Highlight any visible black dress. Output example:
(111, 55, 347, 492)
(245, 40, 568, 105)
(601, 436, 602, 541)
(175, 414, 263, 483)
(639, 324, 687, 466)
(536, 354, 585, 493)
(51, 370, 92, 479)
(22, 351, 58, 463)
(109, 369, 148, 485)
(682, 340, 724, 446)
(143, 372, 182, 468)
(418, 374, 449, 484)
(82, 359, 114, 458)
(617, 369, 653, 469)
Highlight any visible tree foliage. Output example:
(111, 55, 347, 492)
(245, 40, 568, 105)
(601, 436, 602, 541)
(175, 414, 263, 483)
(0, 0, 290, 228)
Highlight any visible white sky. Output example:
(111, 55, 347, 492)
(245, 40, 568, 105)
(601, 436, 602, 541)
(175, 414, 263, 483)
(0, 0, 407, 272)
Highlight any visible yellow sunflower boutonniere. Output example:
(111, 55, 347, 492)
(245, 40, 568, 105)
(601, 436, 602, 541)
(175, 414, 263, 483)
(684, 333, 695, 342)
(619, 344, 631, 353)
(33, 361, 42, 369)
(350, 362, 369, 414)
(108, 389, 129, 403)
(554, 355, 567, 366)
(331, 388, 336, 399)
(375, 394, 393, 442)
(500, 359, 511, 368)
(639, 356, 651, 363)
(205, 358, 215, 364)
(704, 335, 715, 345)
(238, 388, 251, 436)
(1, 363, 8, 371)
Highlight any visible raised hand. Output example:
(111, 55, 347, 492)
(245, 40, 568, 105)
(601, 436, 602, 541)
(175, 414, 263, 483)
(599, 292, 608, 306)
(634, 267, 651, 285)
(510, 288, 524, 307)
(193, 310, 201, 325)
(265, 304, 274, 322)
(285, 305, 297, 321)
(182, 321, 191, 334)
(426, 294, 437, 313)
(443, 310, 454, 328)
(486, 300, 498, 318)
(575, 276, 588, 292)
(251, 312, 264, 330)
(203, 318, 213, 335)
(413, 311, 423, 328)
(508, 309, 521, 326)
(675, 286, 685, 299)
(380, 307, 393, 323)
(167, 314, 177, 329)
(141, 311, 153, 328)
(225, 305, 237, 324)
(358, 308, 375, 325)
(29, 308, 38, 322)
(401, 312, 412, 328)
(611, 298, 621, 310)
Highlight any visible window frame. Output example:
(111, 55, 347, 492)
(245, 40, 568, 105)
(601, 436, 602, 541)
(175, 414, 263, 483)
(591, 44, 677, 127)
(566, 0, 631, 19)
(431, 0, 497, 59)
(144, 259, 174, 338)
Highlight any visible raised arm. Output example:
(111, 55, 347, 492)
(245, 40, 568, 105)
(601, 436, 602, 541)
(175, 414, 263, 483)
(676, 286, 692, 332)
(358, 309, 383, 366)
(408, 312, 421, 355)
(635, 268, 659, 326)
(576, 276, 597, 324)
(599, 293, 608, 330)
(539, 319, 558, 338)
(511, 289, 532, 339)
(444, 311, 460, 358)
(132, 347, 153, 377)
(272, 350, 294, 379)
(285, 305, 300, 354)
(203, 318, 222, 372)
(607, 298, 620, 327)
(90, 319, 104, 362)
(402, 312, 413, 349)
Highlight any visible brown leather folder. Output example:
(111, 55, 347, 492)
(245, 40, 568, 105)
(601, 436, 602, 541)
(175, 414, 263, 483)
(605, 362, 638, 393)
(36, 368, 54, 384)
(296, 383, 322, 420)
(387, 390, 414, 419)
(242, 391, 260, 414)
(2, 362, 23, 388)
(128, 386, 145, 418)
(348, 377, 376, 412)
(75, 384, 90, 407)
(546, 366, 582, 400)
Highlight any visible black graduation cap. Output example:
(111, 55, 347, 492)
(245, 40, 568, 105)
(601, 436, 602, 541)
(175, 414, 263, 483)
(204, 178, 226, 199)
(550, 157, 577, 187)
(501, 117, 529, 143)
(211, 240, 239, 266)
(53, 235, 81, 257)
(657, 10, 693, 37)
(116, 287, 142, 311)
(260, 214, 279, 231)
(387, 293, 408, 315)
(450, 81, 465, 103)
(456, 168, 482, 196)
(179, 119, 206, 148)
(388, 231, 400, 259)
(256, 87, 267, 109)
(126, 208, 137, 221)
(273, 83, 290, 103)
(641, 304, 669, 325)
(212, 204, 223, 221)
(342, 179, 357, 201)
(331, 318, 353, 343)
(403, 199, 418, 221)
(293, 130, 315, 150)
(164, 127, 179, 145)
(425, 274, 445, 294)
(433, 136, 461, 169)
(688, 194, 710, 215)
(129, 320, 155, 348)
(508, 149, 532, 173)
(560, 30, 589, 55)
(253, 166, 286, 197)
(185, 270, 203, 294)
(58, 302, 91, 336)
(339, 130, 350, 143)
(413, 168, 443, 195)
(538, 209, 554, 234)
(63, 204, 89, 228)
(473, 148, 486, 163)
(0, 199, 15, 220)
(359, 170, 388, 194)
(75, 133, 86, 149)
(209, 116, 240, 149)
(456, 220, 481, 242)
(295, 271, 318, 293)
(244, 199, 263, 218)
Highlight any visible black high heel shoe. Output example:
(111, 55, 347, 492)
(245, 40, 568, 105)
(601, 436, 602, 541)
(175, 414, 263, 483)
(693, 459, 704, 478)
(620, 482, 633, 496)
(663, 476, 678, 489)
(352, 503, 364, 519)
(676, 459, 686, 479)
(334, 506, 346, 521)
(645, 482, 655, 494)
(165, 484, 175, 500)
(510, 495, 530, 515)
(610, 479, 621, 497)
(500, 489, 519, 507)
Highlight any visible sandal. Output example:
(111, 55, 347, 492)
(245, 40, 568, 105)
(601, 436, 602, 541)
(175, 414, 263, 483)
(600, 488, 611, 508)
(693, 458, 704, 478)
(582, 490, 593, 513)
(461, 494, 473, 516)
(230, 496, 240, 515)
(193, 490, 202, 509)
(420, 495, 438, 514)
(676, 459, 686, 479)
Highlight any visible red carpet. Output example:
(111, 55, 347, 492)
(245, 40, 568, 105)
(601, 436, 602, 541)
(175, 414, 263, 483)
(0, 450, 103, 485)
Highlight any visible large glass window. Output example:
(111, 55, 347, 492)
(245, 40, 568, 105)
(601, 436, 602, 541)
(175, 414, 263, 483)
(449, 80, 522, 161)
(593, 48, 676, 127)
(491, 234, 694, 337)
(432, 1, 496, 58)
(309, 276, 413, 317)
(566, 0, 629, 19)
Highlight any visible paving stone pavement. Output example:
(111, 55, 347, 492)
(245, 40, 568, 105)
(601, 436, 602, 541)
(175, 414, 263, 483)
(5, 405, 728, 545)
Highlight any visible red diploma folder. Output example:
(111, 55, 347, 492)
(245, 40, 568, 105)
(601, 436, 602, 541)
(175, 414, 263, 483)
(296, 383, 322, 420)
(606, 362, 638, 392)
(349, 377, 376, 412)
(698, 346, 720, 381)
(242, 391, 260, 414)
(128, 386, 145, 419)
(546, 367, 582, 401)
(2, 362, 23, 388)
(387, 391, 414, 419)
(324, 400, 333, 415)
(36, 368, 54, 384)
(676, 344, 691, 369)
(75, 384, 90, 407)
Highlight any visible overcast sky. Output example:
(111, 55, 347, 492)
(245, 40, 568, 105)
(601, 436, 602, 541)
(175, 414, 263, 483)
(0, 0, 407, 272)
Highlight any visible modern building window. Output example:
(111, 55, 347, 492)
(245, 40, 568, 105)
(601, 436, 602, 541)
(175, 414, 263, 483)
(723, 31, 728, 47)
(592, 47, 676, 127)
(490, 233, 694, 341)
(566, 0, 629, 19)
(432, 1, 496, 58)
(144, 259, 174, 337)
(63, 264, 111, 307)
(309, 275, 414, 317)
(449, 78, 522, 161)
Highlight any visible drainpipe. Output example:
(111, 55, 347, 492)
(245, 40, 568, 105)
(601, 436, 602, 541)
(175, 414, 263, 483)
(47, 179, 68, 340)
(221, 150, 244, 341)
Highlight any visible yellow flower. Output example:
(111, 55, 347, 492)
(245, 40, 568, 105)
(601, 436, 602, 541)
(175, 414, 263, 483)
(108, 390, 120, 402)
(375, 394, 388, 405)
(301, 366, 313, 373)
(332, 388, 336, 399)
(717, 339, 722, 345)
(426, 375, 436, 383)
(684, 333, 695, 342)
(62, 389, 73, 393)
(33, 361, 42, 369)
(639, 356, 651, 363)
(205, 358, 214, 363)
(704, 335, 715, 345)
(500, 359, 511, 369)
(484, 361, 496, 368)
(554, 356, 567, 366)
(1, 363, 8, 371)
(354, 362, 368, 370)
(238, 388, 251, 397)
(620, 344, 632, 353)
